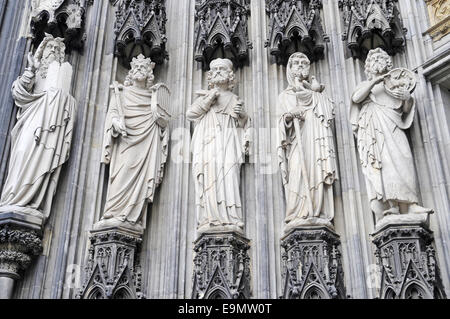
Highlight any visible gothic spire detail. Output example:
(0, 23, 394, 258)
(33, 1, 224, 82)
(338, 0, 407, 60)
(266, 0, 329, 65)
(31, 0, 93, 52)
(194, 0, 252, 70)
(110, 0, 168, 67)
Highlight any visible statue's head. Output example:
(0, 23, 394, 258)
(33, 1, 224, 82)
(124, 54, 156, 89)
(365, 48, 393, 80)
(207, 58, 235, 91)
(34, 33, 65, 78)
(287, 53, 310, 86)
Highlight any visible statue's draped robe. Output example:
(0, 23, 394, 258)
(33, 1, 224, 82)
(187, 91, 249, 232)
(0, 68, 76, 219)
(350, 82, 418, 204)
(101, 86, 169, 226)
(277, 87, 337, 226)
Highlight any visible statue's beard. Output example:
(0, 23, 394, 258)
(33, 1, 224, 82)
(210, 73, 229, 86)
(370, 62, 389, 75)
(37, 55, 61, 79)
(44, 53, 58, 64)
(132, 73, 147, 82)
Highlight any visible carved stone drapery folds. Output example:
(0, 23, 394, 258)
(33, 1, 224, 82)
(192, 232, 251, 299)
(266, 0, 329, 66)
(31, 0, 93, 51)
(338, 0, 407, 60)
(77, 228, 144, 299)
(281, 227, 346, 299)
(372, 224, 446, 299)
(194, 0, 252, 69)
(111, 0, 168, 67)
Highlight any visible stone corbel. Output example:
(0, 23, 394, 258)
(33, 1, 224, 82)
(338, 0, 407, 60)
(194, 0, 252, 70)
(0, 213, 43, 299)
(110, 0, 168, 68)
(281, 227, 346, 299)
(77, 227, 145, 299)
(372, 224, 446, 299)
(265, 0, 329, 66)
(31, 0, 93, 52)
(192, 232, 251, 299)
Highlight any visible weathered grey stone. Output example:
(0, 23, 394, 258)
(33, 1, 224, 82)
(110, 0, 168, 67)
(372, 223, 446, 299)
(0, 217, 43, 299)
(281, 226, 346, 299)
(192, 232, 251, 299)
(266, 0, 329, 65)
(338, 0, 407, 59)
(77, 227, 144, 299)
(194, 0, 252, 69)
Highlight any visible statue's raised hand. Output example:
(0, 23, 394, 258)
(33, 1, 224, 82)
(389, 88, 411, 101)
(27, 53, 40, 72)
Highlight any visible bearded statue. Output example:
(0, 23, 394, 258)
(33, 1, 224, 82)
(350, 48, 432, 230)
(187, 58, 251, 235)
(0, 34, 76, 223)
(94, 54, 171, 233)
(277, 53, 338, 233)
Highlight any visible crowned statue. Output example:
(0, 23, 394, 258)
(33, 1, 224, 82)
(187, 58, 250, 235)
(350, 48, 432, 230)
(94, 54, 171, 233)
(277, 53, 338, 233)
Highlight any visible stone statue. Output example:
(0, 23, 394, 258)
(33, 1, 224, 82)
(0, 34, 76, 222)
(94, 54, 171, 233)
(277, 53, 338, 233)
(350, 48, 432, 230)
(187, 58, 250, 235)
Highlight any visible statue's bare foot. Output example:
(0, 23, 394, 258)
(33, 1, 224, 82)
(408, 204, 433, 214)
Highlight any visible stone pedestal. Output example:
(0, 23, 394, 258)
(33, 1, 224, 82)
(77, 227, 144, 299)
(372, 223, 446, 299)
(281, 226, 346, 299)
(0, 212, 43, 299)
(192, 232, 251, 299)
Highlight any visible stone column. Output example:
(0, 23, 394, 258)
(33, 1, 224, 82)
(372, 223, 446, 299)
(281, 226, 346, 299)
(0, 213, 43, 299)
(192, 232, 251, 299)
(77, 227, 144, 299)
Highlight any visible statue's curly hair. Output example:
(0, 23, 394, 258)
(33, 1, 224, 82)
(124, 54, 156, 89)
(34, 33, 66, 78)
(207, 58, 235, 91)
(365, 48, 393, 80)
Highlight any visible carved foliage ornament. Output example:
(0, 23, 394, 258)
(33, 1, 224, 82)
(31, 0, 93, 52)
(266, 0, 329, 65)
(194, 0, 252, 70)
(281, 228, 346, 299)
(338, 0, 407, 59)
(110, 0, 168, 67)
(192, 233, 251, 299)
(0, 225, 42, 279)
